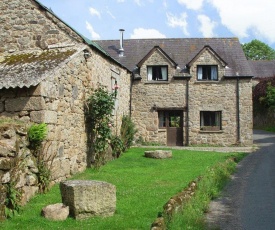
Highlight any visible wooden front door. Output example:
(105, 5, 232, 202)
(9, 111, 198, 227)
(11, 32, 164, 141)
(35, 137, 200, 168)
(166, 111, 183, 146)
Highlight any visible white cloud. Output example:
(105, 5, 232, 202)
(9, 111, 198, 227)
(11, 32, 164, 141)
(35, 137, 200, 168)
(89, 7, 101, 18)
(197, 14, 217, 37)
(166, 12, 189, 36)
(134, 0, 142, 6)
(177, 0, 204, 10)
(86, 21, 100, 40)
(117, 0, 125, 2)
(209, 0, 275, 43)
(130, 28, 166, 39)
(163, 0, 168, 8)
(107, 10, 116, 19)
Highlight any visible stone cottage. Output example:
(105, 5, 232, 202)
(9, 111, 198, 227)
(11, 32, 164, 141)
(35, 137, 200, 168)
(96, 37, 254, 146)
(0, 0, 131, 184)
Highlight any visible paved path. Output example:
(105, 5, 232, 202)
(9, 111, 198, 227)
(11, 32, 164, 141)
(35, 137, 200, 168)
(206, 130, 275, 230)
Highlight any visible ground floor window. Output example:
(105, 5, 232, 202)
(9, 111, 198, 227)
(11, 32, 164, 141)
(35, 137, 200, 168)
(200, 111, 221, 131)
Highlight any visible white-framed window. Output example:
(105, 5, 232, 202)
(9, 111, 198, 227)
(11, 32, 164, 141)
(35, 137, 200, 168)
(147, 66, 168, 81)
(200, 111, 221, 131)
(158, 111, 167, 128)
(197, 65, 218, 81)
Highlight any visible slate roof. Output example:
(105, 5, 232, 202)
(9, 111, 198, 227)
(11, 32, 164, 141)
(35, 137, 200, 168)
(95, 38, 254, 77)
(0, 49, 77, 89)
(248, 60, 275, 78)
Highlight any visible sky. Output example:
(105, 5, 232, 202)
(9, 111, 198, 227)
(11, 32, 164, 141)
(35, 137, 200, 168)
(38, 0, 275, 49)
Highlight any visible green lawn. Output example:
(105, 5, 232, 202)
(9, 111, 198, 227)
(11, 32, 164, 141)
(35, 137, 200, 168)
(0, 147, 245, 230)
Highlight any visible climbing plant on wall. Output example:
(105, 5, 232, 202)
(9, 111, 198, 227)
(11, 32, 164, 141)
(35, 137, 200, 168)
(85, 84, 116, 169)
(27, 123, 51, 193)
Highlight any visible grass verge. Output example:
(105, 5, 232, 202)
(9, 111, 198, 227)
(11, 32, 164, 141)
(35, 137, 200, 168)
(0, 148, 246, 230)
(254, 126, 275, 133)
(166, 155, 246, 229)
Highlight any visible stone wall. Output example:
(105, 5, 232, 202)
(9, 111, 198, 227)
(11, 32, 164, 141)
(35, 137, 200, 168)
(131, 49, 186, 144)
(0, 123, 39, 217)
(0, 49, 131, 183)
(132, 46, 253, 146)
(0, 0, 81, 53)
(188, 49, 253, 146)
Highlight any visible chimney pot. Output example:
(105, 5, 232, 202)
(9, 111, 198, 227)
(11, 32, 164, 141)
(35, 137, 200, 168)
(119, 29, 125, 57)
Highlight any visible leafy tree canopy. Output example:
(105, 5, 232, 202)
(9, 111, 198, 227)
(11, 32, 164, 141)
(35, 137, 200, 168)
(242, 39, 275, 60)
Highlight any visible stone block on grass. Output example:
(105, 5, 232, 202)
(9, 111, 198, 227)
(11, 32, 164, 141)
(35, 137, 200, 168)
(41, 203, 69, 221)
(60, 180, 116, 220)
(144, 150, 172, 159)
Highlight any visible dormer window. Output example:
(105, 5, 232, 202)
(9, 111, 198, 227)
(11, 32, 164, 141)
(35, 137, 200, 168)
(197, 65, 218, 81)
(147, 66, 168, 81)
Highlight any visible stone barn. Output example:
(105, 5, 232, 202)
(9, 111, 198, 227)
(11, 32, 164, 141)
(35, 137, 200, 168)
(0, 0, 131, 183)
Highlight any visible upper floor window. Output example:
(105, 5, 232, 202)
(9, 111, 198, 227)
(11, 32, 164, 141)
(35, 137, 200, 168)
(147, 66, 168, 81)
(197, 65, 218, 81)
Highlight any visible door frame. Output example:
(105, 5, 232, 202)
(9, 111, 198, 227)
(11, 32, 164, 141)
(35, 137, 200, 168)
(158, 110, 184, 146)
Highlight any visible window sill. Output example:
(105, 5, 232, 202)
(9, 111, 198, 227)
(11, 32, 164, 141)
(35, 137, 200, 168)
(145, 81, 169, 84)
(158, 128, 166, 132)
(199, 130, 223, 133)
(195, 80, 220, 84)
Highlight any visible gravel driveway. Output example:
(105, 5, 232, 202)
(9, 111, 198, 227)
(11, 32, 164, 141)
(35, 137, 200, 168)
(206, 130, 275, 230)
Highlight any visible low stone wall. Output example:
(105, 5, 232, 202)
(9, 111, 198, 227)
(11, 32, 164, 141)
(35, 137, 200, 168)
(151, 179, 200, 230)
(0, 123, 40, 220)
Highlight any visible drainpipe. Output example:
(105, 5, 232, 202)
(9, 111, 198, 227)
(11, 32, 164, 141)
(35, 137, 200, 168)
(186, 78, 190, 146)
(236, 77, 241, 144)
(129, 72, 133, 117)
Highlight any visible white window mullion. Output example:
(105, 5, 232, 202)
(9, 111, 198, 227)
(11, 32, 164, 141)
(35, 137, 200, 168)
(198, 66, 203, 80)
(161, 67, 167, 80)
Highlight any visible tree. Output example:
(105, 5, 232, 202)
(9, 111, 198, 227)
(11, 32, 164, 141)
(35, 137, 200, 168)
(242, 39, 275, 60)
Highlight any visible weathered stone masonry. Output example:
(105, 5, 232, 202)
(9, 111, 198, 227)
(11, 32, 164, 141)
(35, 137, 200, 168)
(131, 46, 253, 146)
(0, 0, 131, 184)
(131, 50, 187, 145)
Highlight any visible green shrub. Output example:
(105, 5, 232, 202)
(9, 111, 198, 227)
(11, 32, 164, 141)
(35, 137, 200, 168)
(85, 84, 115, 169)
(120, 115, 137, 151)
(37, 162, 51, 193)
(28, 123, 50, 193)
(28, 123, 47, 149)
(4, 182, 21, 218)
(110, 135, 124, 158)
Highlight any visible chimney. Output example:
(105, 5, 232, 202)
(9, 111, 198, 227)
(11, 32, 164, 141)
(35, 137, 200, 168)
(119, 29, 125, 57)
